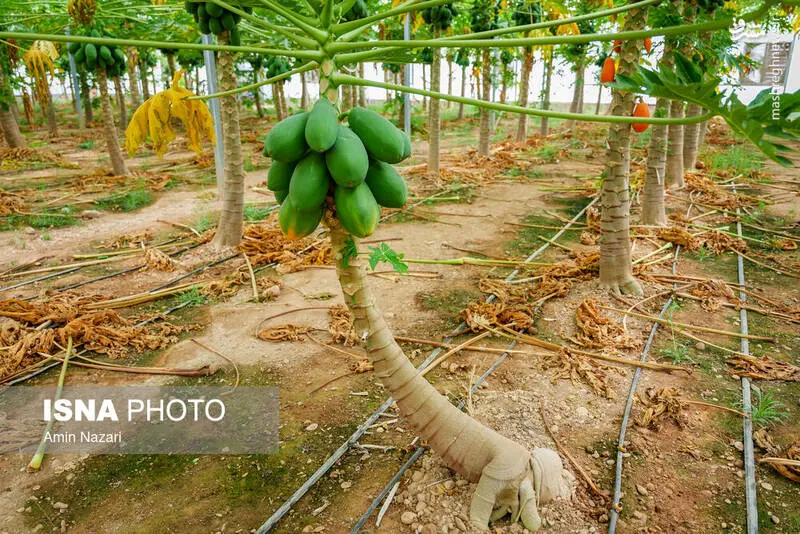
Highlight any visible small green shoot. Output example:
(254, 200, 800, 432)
(243, 203, 274, 222)
(340, 236, 359, 268)
(177, 286, 208, 307)
(368, 243, 408, 274)
(79, 139, 95, 149)
(743, 387, 788, 429)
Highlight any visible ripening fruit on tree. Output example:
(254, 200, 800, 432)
(644, 37, 652, 53)
(600, 57, 616, 83)
(632, 101, 651, 133)
(613, 39, 622, 54)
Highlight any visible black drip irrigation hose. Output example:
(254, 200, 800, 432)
(732, 183, 758, 534)
(0, 266, 83, 294)
(148, 252, 240, 293)
(608, 246, 680, 532)
(255, 197, 599, 533)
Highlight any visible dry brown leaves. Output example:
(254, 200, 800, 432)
(700, 230, 748, 254)
(102, 230, 154, 249)
(0, 293, 105, 324)
(685, 174, 758, 210)
(580, 231, 599, 246)
(658, 226, 699, 250)
(635, 387, 688, 429)
(407, 143, 525, 185)
(773, 239, 798, 251)
(328, 304, 356, 346)
(256, 324, 312, 342)
(460, 301, 535, 332)
(0, 147, 76, 169)
(239, 224, 331, 271)
(192, 150, 215, 168)
(574, 299, 640, 351)
(543, 348, 618, 399)
(0, 190, 25, 215)
(585, 206, 601, 232)
(689, 279, 738, 312)
(143, 248, 176, 271)
(726, 354, 800, 382)
(201, 271, 248, 300)
(538, 250, 600, 280)
(754, 430, 800, 483)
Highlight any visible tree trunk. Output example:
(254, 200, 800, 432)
(358, 63, 367, 107)
(446, 58, 452, 109)
(565, 57, 585, 130)
(139, 60, 151, 101)
(478, 49, 491, 156)
(665, 99, 685, 188)
(301, 71, 309, 109)
(697, 120, 708, 152)
(97, 69, 128, 176)
(113, 76, 127, 128)
(641, 97, 669, 226)
(516, 48, 533, 143)
(80, 72, 93, 125)
(599, 7, 647, 296)
(328, 226, 568, 531)
(0, 68, 26, 147)
(166, 52, 177, 78)
(400, 65, 407, 127)
(422, 65, 427, 113)
(126, 48, 142, 110)
(274, 83, 285, 120)
(253, 69, 264, 118)
(44, 86, 58, 137)
(458, 65, 466, 121)
(212, 44, 245, 250)
(540, 52, 553, 136)
(594, 85, 602, 115)
(428, 34, 442, 175)
(682, 103, 702, 170)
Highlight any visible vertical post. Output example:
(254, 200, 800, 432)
(202, 33, 224, 195)
(65, 26, 84, 129)
(403, 13, 411, 136)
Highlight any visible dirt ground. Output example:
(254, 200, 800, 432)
(1, 104, 798, 534)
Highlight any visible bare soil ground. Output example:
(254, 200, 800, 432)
(1, 105, 798, 534)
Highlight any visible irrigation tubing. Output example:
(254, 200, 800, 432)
(255, 197, 599, 533)
(607, 246, 680, 533)
(732, 182, 758, 534)
(148, 252, 240, 293)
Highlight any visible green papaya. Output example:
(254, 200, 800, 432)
(209, 16, 223, 35)
(325, 125, 368, 188)
(73, 47, 85, 64)
(197, 3, 207, 18)
(199, 18, 211, 34)
(68, 42, 81, 54)
(230, 26, 241, 46)
(85, 44, 98, 64)
(99, 45, 112, 63)
(205, 1, 224, 17)
(304, 98, 339, 152)
(274, 189, 289, 205)
(264, 112, 309, 162)
(221, 11, 235, 30)
(334, 183, 380, 238)
(113, 47, 125, 65)
(98, 55, 107, 69)
(365, 160, 408, 208)
(267, 160, 295, 191)
(401, 133, 411, 160)
(347, 107, 407, 164)
(289, 152, 330, 211)
(232, 12, 241, 23)
(279, 197, 323, 240)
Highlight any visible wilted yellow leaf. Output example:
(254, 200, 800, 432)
(125, 70, 215, 157)
(556, 22, 580, 35)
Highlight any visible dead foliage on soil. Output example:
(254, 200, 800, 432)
(101, 230, 154, 249)
(685, 174, 760, 210)
(635, 387, 688, 429)
(0, 293, 192, 381)
(754, 430, 800, 483)
(256, 324, 313, 342)
(543, 348, 619, 399)
(328, 304, 356, 346)
(239, 223, 331, 272)
(726, 354, 800, 381)
(574, 298, 640, 350)
(143, 248, 176, 271)
(0, 189, 26, 215)
(0, 147, 77, 169)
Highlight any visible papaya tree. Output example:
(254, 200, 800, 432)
(470, 0, 500, 156)
(0, 38, 26, 147)
(8, 0, 798, 528)
(454, 48, 470, 120)
(511, 0, 543, 142)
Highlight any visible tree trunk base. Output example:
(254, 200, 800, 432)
(601, 275, 643, 296)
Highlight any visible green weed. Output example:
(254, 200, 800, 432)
(96, 189, 153, 212)
(177, 286, 208, 307)
(742, 387, 788, 428)
(709, 146, 763, 177)
(243, 203, 275, 222)
(79, 139, 95, 149)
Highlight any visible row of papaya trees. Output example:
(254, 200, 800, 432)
(1, 0, 799, 530)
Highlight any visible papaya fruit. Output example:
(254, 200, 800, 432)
(335, 183, 380, 238)
(232, 12, 241, 23)
(113, 47, 125, 65)
(305, 98, 339, 152)
(325, 125, 369, 188)
(265, 112, 309, 162)
(199, 18, 211, 34)
(279, 197, 323, 240)
(99, 45, 112, 63)
(347, 107, 407, 164)
(289, 152, 330, 211)
(600, 57, 615, 83)
(68, 42, 81, 54)
(401, 133, 411, 160)
(365, 160, 408, 208)
(230, 26, 241, 46)
(85, 44, 98, 65)
(267, 160, 295, 191)
(209, 17, 223, 35)
(197, 3, 207, 18)
(274, 189, 289, 204)
(206, 1, 224, 17)
(632, 102, 650, 133)
(221, 12, 235, 30)
(73, 47, 85, 64)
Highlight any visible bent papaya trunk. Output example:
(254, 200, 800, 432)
(329, 226, 569, 531)
(97, 68, 128, 176)
(516, 48, 533, 142)
(428, 35, 442, 175)
(641, 97, 669, 226)
(478, 49, 491, 157)
(212, 43, 245, 250)
(599, 7, 646, 296)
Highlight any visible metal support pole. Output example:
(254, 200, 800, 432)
(202, 33, 224, 195)
(403, 14, 411, 136)
(65, 26, 84, 129)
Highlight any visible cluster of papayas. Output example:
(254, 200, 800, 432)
(184, 1, 249, 45)
(343, 0, 368, 21)
(68, 28, 126, 76)
(264, 101, 411, 240)
(421, 3, 458, 30)
(697, 0, 724, 13)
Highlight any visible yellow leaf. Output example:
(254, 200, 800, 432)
(124, 70, 216, 157)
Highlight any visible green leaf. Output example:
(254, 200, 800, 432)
(367, 243, 408, 275)
(340, 235, 358, 268)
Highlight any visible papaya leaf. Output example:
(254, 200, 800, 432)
(340, 235, 358, 268)
(612, 52, 800, 167)
(367, 243, 408, 275)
